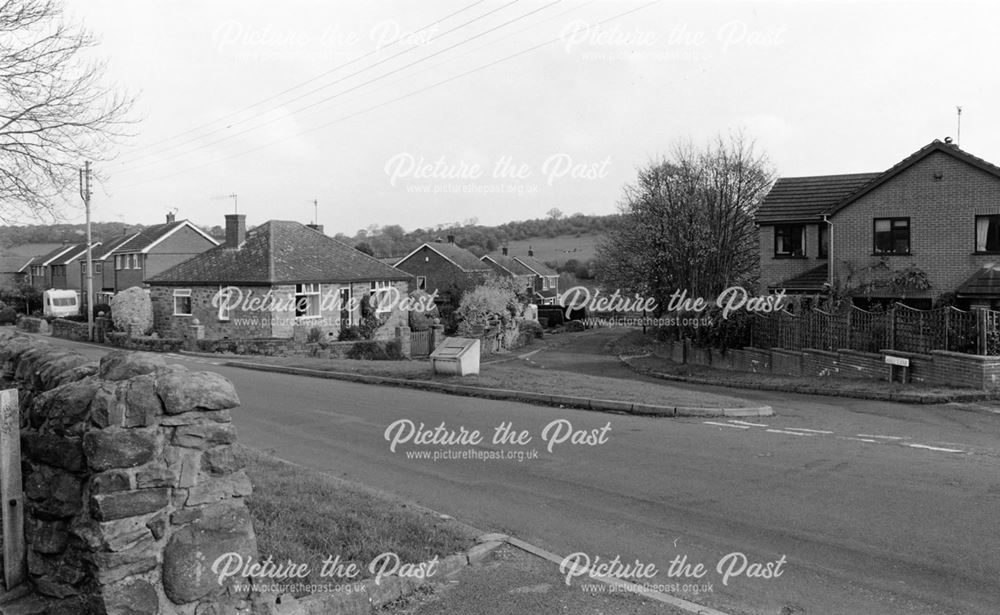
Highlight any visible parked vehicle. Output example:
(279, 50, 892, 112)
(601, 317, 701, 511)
(42, 289, 80, 317)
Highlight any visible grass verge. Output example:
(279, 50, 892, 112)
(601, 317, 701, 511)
(238, 446, 475, 595)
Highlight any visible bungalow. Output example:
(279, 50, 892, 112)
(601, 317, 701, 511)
(108, 213, 219, 293)
(758, 139, 1000, 309)
(147, 216, 412, 341)
(393, 236, 492, 300)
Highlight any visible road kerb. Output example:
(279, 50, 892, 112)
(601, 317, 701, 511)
(503, 537, 733, 615)
(224, 361, 771, 418)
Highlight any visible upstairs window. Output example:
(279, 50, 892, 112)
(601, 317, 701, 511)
(818, 225, 829, 259)
(774, 224, 805, 257)
(976, 215, 1000, 253)
(295, 283, 321, 318)
(873, 218, 910, 255)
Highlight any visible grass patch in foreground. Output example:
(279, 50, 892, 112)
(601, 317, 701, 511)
(238, 446, 474, 593)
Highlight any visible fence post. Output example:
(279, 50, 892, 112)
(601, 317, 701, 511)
(0, 389, 26, 590)
(978, 309, 989, 355)
(888, 305, 896, 350)
(943, 308, 950, 352)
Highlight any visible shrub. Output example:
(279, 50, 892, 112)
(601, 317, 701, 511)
(347, 341, 387, 360)
(520, 320, 544, 339)
(338, 326, 363, 341)
(565, 319, 585, 332)
(110, 286, 153, 335)
(307, 327, 323, 343)
(0, 306, 16, 325)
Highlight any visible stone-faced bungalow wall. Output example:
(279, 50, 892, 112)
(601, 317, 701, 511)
(0, 331, 259, 614)
(150, 280, 410, 343)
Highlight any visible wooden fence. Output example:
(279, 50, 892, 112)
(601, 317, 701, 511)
(748, 304, 990, 355)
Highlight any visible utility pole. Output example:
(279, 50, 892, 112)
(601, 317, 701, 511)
(79, 161, 94, 341)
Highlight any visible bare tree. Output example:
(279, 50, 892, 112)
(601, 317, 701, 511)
(596, 133, 774, 312)
(0, 0, 134, 221)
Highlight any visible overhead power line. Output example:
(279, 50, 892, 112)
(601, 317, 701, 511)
(113, 0, 662, 191)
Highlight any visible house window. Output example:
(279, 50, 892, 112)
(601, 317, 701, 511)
(774, 225, 805, 257)
(217, 286, 232, 321)
(975, 215, 1000, 253)
(339, 286, 352, 327)
(52, 265, 66, 277)
(131, 254, 141, 269)
(295, 283, 321, 318)
(95, 262, 103, 274)
(173, 289, 192, 316)
(818, 225, 829, 259)
(114, 255, 123, 270)
(416, 276, 426, 291)
(873, 218, 910, 255)
(370, 281, 392, 314)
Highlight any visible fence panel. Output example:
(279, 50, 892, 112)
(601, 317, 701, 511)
(411, 329, 431, 356)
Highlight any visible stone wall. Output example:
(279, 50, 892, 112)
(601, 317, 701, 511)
(17, 317, 49, 334)
(50, 318, 91, 342)
(0, 331, 258, 614)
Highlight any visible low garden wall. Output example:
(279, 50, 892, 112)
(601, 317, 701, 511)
(660, 338, 1000, 390)
(0, 330, 260, 614)
(107, 332, 185, 353)
(50, 318, 90, 342)
(16, 316, 49, 334)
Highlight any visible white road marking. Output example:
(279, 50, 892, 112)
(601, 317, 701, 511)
(728, 420, 768, 427)
(840, 436, 879, 443)
(784, 428, 834, 434)
(766, 429, 814, 436)
(906, 444, 965, 453)
(703, 421, 749, 429)
(857, 434, 904, 440)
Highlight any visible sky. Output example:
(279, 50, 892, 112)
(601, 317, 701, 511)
(53, 0, 1000, 235)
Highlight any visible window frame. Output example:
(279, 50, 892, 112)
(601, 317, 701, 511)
(416, 276, 426, 291)
(818, 224, 829, 259)
(872, 217, 911, 255)
(773, 224, 806, 258)
(975, 214, 1000, 254)
(370, 280, 392, 314)
(173, 288, 193, 316)
(294, 283, 321, 319)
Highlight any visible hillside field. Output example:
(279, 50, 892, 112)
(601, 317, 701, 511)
(488, 232, 602, 266)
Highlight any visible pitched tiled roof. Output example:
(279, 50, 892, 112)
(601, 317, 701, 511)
(88, 233, 140, 261)
(3, 243, 64, 257)
(756, 173, 880, 224)
(51, 242, 101, 265)
(396, 242, 491, 273)
(827, 140, 1000, 216)
(0, 253, 30, 273)
(956, 264, 1000, 298)
(514, 255, 557, 276)
(117, 220, 217, 254)
(33, 244, 79, 266)
(482, 254, 534, 276)
(768, 264, 829, 292)
(148, 220, 412, 285)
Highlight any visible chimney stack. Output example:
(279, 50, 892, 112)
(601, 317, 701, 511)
(447, 234, 455, 244)
(166, 211, 176, 223)
(225, 214, 246, 248)
(306, 223, 324, 235)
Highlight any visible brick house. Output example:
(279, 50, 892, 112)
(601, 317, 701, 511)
(108, 213, 218, 294)
(22, 243, 99, 292)
(758, 139, 1000, 309)
(513, 249, 560, 304)
(480, 247, 536, 295)
(80, 231, 141, 305)
(0, 254, 30, 293)
(147, 216, 412, 341)
(393, 237, 492, 301)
